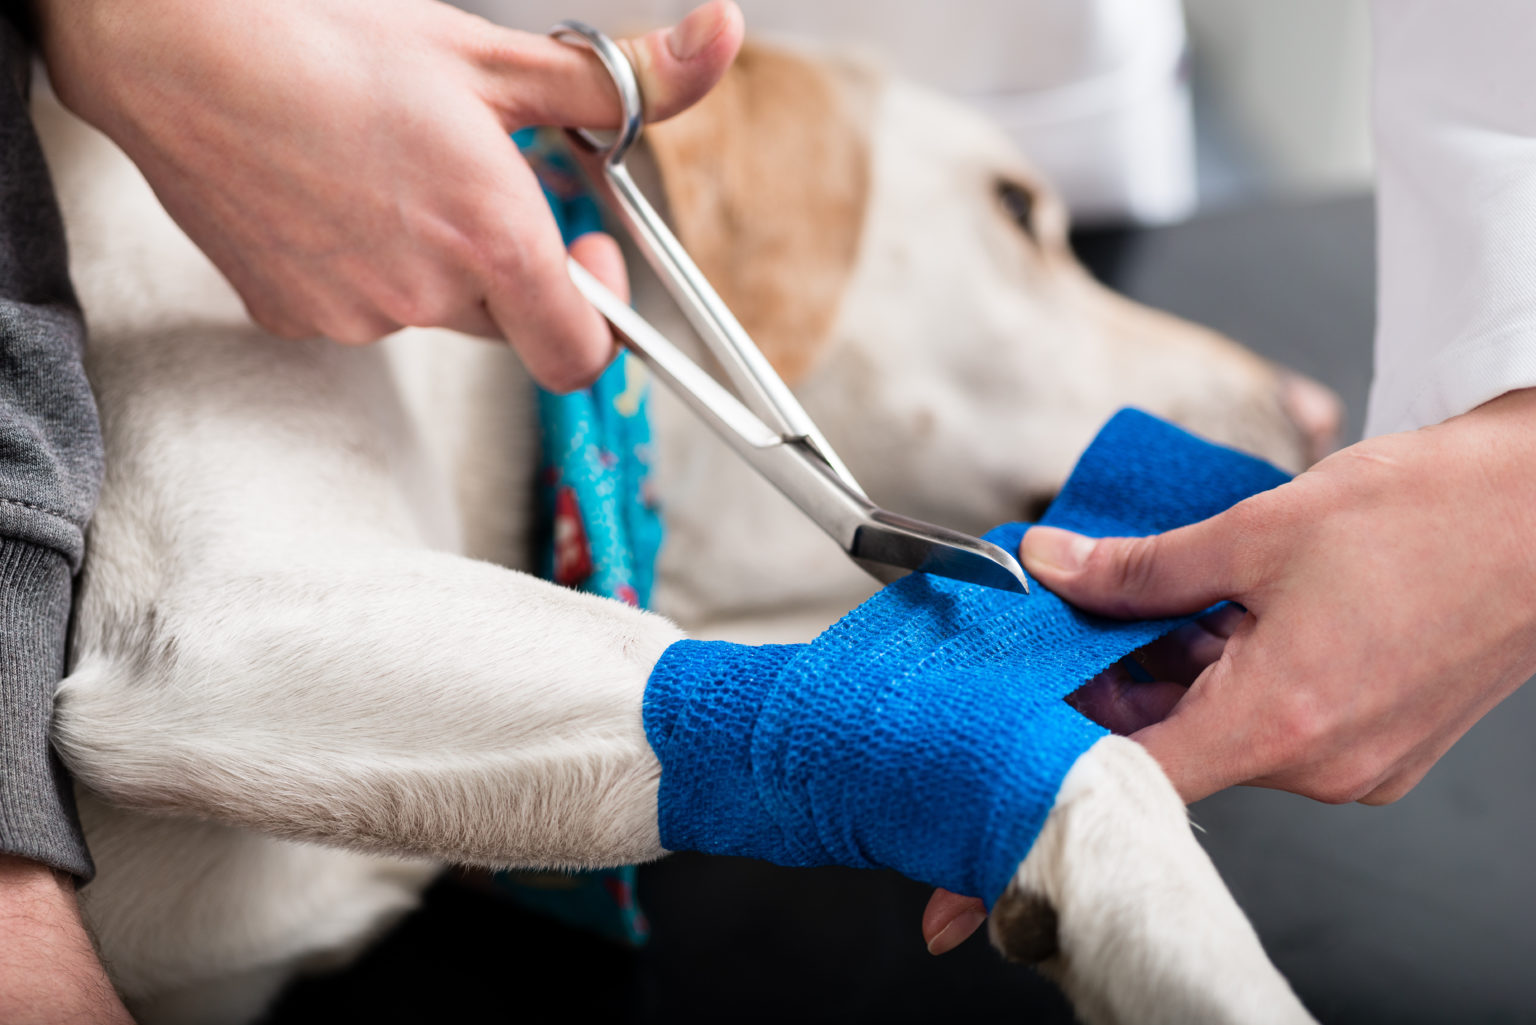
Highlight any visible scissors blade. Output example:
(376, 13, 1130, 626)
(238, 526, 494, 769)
(572, 260, 1030, 595)
(758, 437, 1031, 595)
(561, 124, 866, 496)
(850, 510, 1031, 594)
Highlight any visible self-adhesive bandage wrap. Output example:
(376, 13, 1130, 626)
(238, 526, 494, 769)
(643, 410, 1290, 905)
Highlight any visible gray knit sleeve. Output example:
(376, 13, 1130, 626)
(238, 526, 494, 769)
(0, 14, 102, 880)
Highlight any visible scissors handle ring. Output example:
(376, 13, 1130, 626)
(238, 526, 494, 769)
(549, 21, 644, 165)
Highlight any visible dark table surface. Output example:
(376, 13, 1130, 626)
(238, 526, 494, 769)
(265, 194, 1536, 1024)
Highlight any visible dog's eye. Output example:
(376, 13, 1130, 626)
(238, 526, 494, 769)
(996, 180, 1037, 238)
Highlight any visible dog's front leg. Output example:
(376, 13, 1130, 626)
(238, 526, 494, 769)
(991, 737, 1314, 1025)
(55, 548, 682, 869)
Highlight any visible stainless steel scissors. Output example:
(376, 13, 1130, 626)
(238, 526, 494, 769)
(547, 20, 1028, 595)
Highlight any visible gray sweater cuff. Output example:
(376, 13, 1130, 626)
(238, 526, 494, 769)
(0, 538, 92, 880)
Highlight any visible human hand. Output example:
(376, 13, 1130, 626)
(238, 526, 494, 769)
(922, 388, 1536, 953)
(0, 855, 136, 1024)
(33, 0, 743, 390)
(1023, 386, 1536, 805)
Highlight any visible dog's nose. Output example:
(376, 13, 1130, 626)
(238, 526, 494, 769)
(1279, 372, 1343, 465)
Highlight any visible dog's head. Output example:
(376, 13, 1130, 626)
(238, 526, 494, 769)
(643, 43, 1337, 542)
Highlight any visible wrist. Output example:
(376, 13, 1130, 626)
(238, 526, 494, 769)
(0, 852, 74, 910)
(1447, 386, 1536, 542)
(0, 858, 134, 1023)
(0, 855, 93, 983)
(1449, 384, 1536, 435)
(33, 0, 252, 135)
(30, 0, 136, 123)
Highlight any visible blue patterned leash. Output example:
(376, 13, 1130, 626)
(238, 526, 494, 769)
(488, 128, 660, 946)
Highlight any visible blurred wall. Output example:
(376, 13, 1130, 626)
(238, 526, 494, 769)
(1184, 0, 1372, 207)
(461, 0, 1196, 224)
(458, 0, 1374, 217)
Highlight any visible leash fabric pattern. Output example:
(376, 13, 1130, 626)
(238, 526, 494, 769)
(518, 128, 663, 609)
(491, 128, 660, 945)
(644, 409, 1289, 906)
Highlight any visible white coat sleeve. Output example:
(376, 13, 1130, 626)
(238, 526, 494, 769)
(1368, 0, 1536, 436)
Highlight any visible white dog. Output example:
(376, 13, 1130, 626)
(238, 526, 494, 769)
(36, 42, 1333, 1025)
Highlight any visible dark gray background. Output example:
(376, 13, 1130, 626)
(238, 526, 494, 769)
(265, 195, 1536, 1024)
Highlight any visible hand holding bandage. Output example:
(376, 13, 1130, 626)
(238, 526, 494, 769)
(644, 410, 1289, 905)
(930, 391, 1536, 951)
(1026, 388, 1536, 807)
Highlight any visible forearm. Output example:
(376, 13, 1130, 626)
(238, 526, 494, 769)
(0, 856, 133, 1024)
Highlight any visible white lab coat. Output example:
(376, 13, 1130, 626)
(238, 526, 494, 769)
(1368, 0, 1536, 435)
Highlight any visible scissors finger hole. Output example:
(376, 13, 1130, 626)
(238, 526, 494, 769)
(548, 20, 645, 162)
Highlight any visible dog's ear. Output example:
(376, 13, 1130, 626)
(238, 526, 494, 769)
(643, 43, 878, 384)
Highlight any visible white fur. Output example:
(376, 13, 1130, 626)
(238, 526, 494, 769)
(1008, 739, 1312, 1025)
(34, 60, 1313, 1025)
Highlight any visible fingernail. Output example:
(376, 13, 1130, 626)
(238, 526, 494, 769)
(1021, 527, 1095, 575)
(667, 3, 724, 60)
(927, 909, 987, 955)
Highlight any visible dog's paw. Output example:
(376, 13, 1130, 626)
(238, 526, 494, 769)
(988, 885, 1059, 964)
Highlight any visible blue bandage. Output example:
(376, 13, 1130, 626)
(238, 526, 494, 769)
(643, 410, 1290, 905)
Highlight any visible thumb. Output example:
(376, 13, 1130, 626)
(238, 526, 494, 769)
(1020, 507, 1267, 620)
(478, 2, 745, 130)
